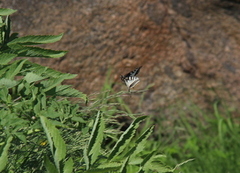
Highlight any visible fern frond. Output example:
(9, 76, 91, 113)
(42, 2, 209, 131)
(7, 34, 64, 45)
(108, 116, 147, 161)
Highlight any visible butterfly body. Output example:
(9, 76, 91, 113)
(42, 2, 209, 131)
(121, 66, 142, 92)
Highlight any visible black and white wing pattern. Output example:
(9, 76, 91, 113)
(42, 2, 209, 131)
(121, 66, 142, 92)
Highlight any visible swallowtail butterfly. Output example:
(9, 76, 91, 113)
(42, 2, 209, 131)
(121, 66, 142, 92)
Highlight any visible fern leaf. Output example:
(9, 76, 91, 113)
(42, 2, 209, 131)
(9, 45, 67, 58)
(120, 156, 130, 173)
(24, 61, 76, 79)
(139, 153, 173, 173)
(44, 68, 76, 79)
(39, 68, 77, 80)
(108, 116, 147, 161)
(140, 150, 156, 167)
(41, 78, 67, 92)
(85, 111, 105, 168)
(7, 34, 64, 45)
(124, 126, 154, 158)
(46, 85, 86, 98)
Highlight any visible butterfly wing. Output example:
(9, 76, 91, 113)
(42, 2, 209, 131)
(121, 66, 142, 91)
(124, 76, 140, 88)
(123, 66, 142, 78)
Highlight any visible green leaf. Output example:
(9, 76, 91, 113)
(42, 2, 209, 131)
(96, 162, 122, 170)
(125, 126, 154, 159)
(7, 45, 67, 58)
(40, 73, 76, 92)
(41, 73, 79, 94)
(0, 136, 13, 172)
(46, 85, 87, 98)
(41, 78, 67, 92)
(0, 86, 9, 102)
(2, 113, 28, 132)
(120, 156, 130, 173)
(0, 111, 28, 140)
(0, 64, 10, 78)
(85, 167, 120, 173)
(108, 116, 147, 161)
(0, 53, 17, 65)
(4, 59, 27, 79)
(44, 155, 59, 173)
(63, 157, 74, 173)
(41, 107, 65, 119)
(40, 116, 67, 171)
(85, 111, 105, 169)
(138, 153, 172, 173)
(42, 67, 76, 79)
(0, 8, 17, 16)
(0, 78, 18, 88)
(23, 61, 73, 78)
(7, 34, 64, 45)
(141, 150, 156, 167)
(24, 72, 47, 83)
(83, 147, 90, 171)
(14, 132, 26, 143)
(71, 116, 86, 123)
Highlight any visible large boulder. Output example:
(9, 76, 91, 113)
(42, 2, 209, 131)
(3, 0, 240, 116)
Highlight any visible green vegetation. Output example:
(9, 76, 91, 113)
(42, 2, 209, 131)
(164, 102, 240, 172)
(0, 8, 191, 173)
(1, 8, 239, 173)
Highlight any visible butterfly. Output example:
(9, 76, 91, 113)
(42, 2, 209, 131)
(121, 66, 142, 92)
